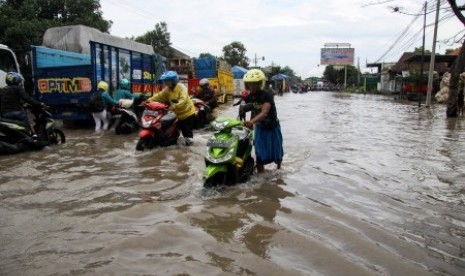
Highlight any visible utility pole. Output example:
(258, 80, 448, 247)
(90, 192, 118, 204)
(426, 0, 441, 107)
(253, 53, 265, 67)
(419, 1, 427, 107)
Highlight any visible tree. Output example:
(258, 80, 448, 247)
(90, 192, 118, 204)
(413, 46, 431, 54)
(323, 65, 338, 84)
(222, 41, 249, 67)
(0, 0, 111, 91)
(134, 22, 173, 60)
(445, 0, 465, 117)
(322, 65, 360, 86)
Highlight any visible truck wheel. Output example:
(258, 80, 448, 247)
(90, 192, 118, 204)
(49, 129, 66, 144)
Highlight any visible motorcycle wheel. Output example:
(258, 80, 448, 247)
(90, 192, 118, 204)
(238, 157, 254, 183)
(49, 128, 66, 144)
(136, 137, 154, 151)
(203, 173, 226, 188)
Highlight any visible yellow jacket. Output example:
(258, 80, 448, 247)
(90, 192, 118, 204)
(147, 83, 195, 121)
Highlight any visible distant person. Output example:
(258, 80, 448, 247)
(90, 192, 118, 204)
(89, 81, 119, 133)
(114, 78, 140, 103)
(0, 72, 45, 138)
(147, 71, 196, 146)
(196, 78, 218, 110)
(242, 69, 283, 173)
(233, 89, 249, 121)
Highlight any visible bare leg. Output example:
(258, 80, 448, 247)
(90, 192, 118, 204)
(257, 164, 264, 173)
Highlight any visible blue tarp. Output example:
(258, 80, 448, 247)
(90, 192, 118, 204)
(271, 73, 289, 80)
(232, 65, 248, 79)
(194, 56, 217, 79)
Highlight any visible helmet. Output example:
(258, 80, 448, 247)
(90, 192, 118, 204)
(97, 81, 109, 92)
(199, 78, 209, 87)
(119, 78, 130, 90)
(5, 72, 23, 86)
(243, 69, 266, 90)
(159, 71, 179, 85)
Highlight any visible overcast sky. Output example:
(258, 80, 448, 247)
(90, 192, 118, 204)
(100, 0, 463, 78)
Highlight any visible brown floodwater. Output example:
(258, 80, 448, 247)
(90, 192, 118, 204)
(1, 92, 465, 275)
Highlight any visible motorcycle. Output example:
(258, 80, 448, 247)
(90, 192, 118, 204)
(110, 99, 139, 135)
(135, 101, 179, 151)
(191, 97, 213, 129)
(0, 106, 65, 155)
(203, 117, 254, 188)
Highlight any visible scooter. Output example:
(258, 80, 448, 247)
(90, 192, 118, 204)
(135, 101, 179, 151)
(0, 105, 65, 155)
(203, 117, 254, 188)
(191, 97, 213, 129)
(110, 99, 139, 135)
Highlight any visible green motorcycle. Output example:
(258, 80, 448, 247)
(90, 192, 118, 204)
(203, 117, 255, 188)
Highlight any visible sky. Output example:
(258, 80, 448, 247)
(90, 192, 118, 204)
(99, 0, 464, 78)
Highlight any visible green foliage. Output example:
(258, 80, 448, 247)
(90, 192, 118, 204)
(414, 46, 431, 54)
(0, 0, 112, 90)
(222, 41, 249, 67)
(323, 64, 361, 86)
(134, 22, 173, 60)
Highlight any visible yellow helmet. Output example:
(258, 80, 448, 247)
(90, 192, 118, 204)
(243, 69, 266, 90)
(97, 81, 109, 92)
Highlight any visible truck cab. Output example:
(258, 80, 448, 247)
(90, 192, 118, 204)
(0, 44, 21, 88)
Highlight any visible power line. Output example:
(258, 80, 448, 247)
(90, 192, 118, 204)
(373, 1, 455, 63)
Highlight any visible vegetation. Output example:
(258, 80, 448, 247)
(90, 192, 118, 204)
(222, 41, 249, 68)
(323, 65, 361, 87)
(0, 0, 111, 90)
(132, 22, 173, 61)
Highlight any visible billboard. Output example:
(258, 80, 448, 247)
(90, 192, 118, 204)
(320, 48, 354, 65)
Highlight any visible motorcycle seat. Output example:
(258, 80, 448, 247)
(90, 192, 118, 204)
(0, 118, 27, 127)
(161, 112, 176, 129)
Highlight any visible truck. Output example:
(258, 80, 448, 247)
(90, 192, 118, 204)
(32, 25, 165, 120)
(191, 56, 234, 103)
(0, 44, 21, 88)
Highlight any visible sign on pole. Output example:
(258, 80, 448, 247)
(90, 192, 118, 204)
(320, 43, 354, 66)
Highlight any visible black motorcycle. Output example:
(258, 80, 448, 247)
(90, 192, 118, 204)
(110, 104, 139, 135)
(0, 106, 65, 155)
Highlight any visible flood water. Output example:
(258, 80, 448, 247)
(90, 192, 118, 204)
(1, 92, 465, 275)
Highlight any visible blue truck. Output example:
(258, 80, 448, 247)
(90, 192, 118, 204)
(32, 39, 165, 120)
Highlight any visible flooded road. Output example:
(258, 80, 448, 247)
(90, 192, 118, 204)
(1, 92, 465, 275)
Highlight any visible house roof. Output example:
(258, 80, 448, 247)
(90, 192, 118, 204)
(389, 52, 453, 74)
(170, 46, 190, 60)
(389, 52, 416, 72)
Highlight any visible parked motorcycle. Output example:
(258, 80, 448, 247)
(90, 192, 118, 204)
(203, 117, 254, 188)
(0, 106, 65, 155)
(135, 101, 179, 151)
(191, 97, 213, 129)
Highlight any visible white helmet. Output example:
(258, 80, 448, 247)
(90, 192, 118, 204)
(199, 78, 209, 87)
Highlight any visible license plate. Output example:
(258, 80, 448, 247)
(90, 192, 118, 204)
(207, 139, 231, 148)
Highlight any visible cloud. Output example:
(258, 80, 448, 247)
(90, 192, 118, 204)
(101, 0, 463, 78)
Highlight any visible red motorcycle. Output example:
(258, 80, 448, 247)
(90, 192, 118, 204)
(136, 102, 179, 151)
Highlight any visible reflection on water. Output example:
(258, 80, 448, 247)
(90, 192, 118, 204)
(1, 92, 465, 275)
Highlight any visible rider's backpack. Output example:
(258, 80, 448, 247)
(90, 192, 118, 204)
(88, 90, 105, 112)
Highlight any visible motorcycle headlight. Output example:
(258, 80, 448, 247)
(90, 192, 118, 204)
(211, 120, 228, 131)
(205, 147, 236, 164)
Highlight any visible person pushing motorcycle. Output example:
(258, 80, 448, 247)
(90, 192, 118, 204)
(146, 71, 196, 146)
(242, 69, 284, 173)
